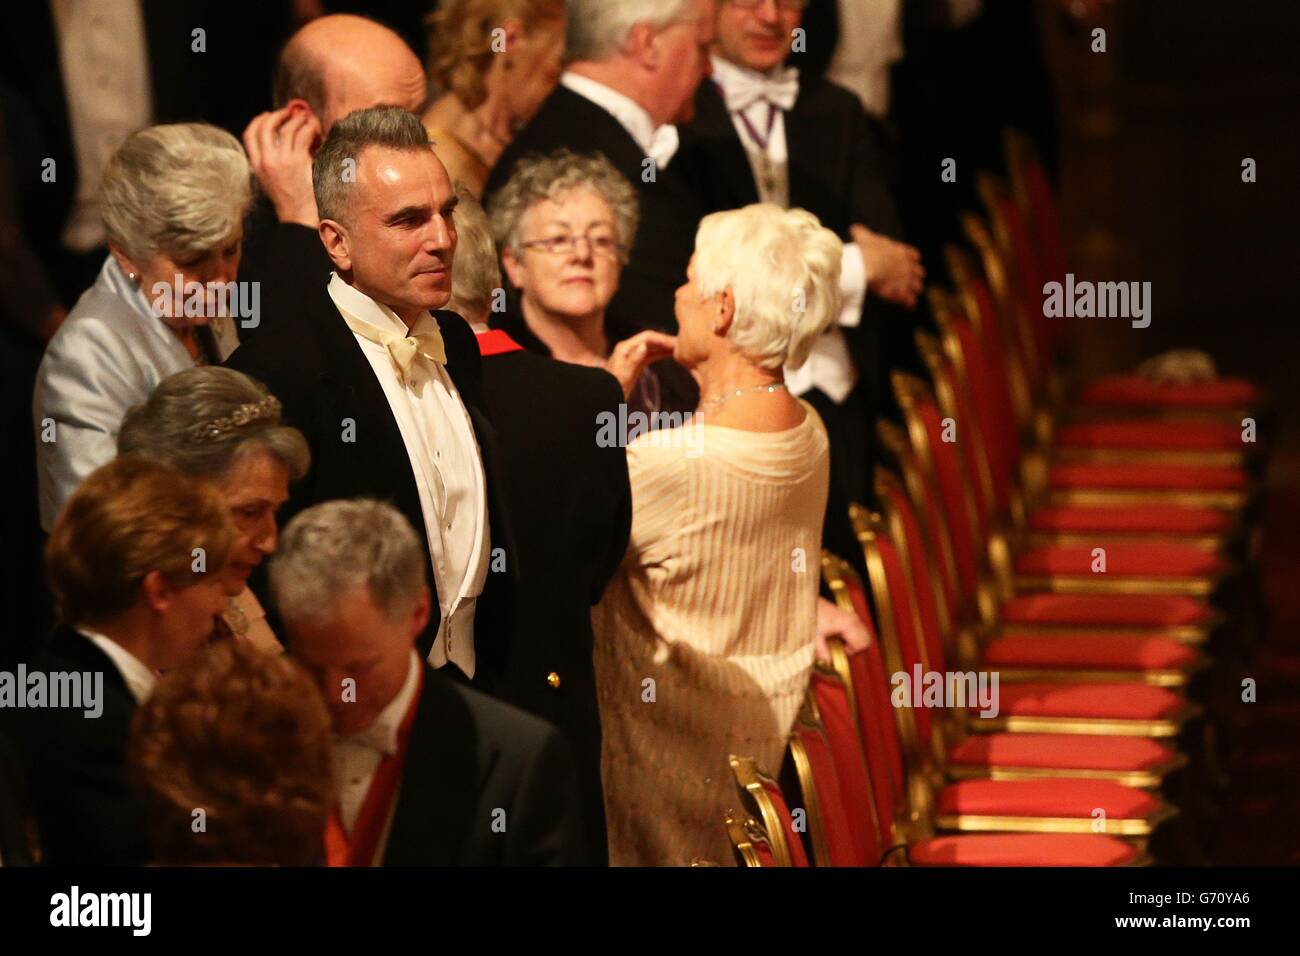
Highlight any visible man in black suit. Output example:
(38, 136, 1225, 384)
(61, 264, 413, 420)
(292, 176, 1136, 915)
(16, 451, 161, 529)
(271, 499, 583, 866)
(448, 190, 632, 864)
(674, 0, 924, 561)
(11, 624, 150, 866)
(484, 0, 718, 411)
(227, 107, 514, 682)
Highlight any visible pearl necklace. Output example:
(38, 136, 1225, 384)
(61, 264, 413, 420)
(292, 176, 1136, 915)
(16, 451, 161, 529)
(698, 382, 788, 412)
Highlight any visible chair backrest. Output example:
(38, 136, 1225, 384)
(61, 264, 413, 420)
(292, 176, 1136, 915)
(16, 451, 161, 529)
(821, 554, 907, 843)
(875, 467, 955, 674)
(1004, 127, 1067, 335)
(729, 755, 810, 867)
(892, 371, 986, 614)
(792, 677, 881, 866)
(931, 276, 1023, 519)
(961, 211, 1043, 419)
(853, 507, 948, 781)
(978, 174, 1052, 392)
(878, 421, 963, 627)
(917, 328, 997, 538)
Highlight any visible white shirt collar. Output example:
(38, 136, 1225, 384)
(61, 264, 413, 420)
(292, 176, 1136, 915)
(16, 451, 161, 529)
(80, 629, 157, 705)
(560, 71, 677, 163)
(339, 650, 422, 756)
(327, 273, 441, 338)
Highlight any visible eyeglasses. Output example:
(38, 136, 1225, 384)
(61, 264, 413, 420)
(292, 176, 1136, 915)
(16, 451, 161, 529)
(726, 0, 809, 11)
(519, 234, 627, 261)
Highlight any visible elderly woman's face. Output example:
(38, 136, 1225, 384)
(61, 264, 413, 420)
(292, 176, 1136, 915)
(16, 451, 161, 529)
(138, 229, 244, 330)
(509, 188, 623, 323)
(217, 450, 291, 597)
(673, 254, 720, 369)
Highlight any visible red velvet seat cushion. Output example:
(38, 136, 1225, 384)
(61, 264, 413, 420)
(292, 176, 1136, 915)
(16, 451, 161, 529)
(909, 833, 1138, 866)
(1028, 504, 1234, 535)
(1077, 375, 1257, 408)
(1014, 542, 1224, 578)
(1001, 593, 1214, 627)
(1056, 419, 1246, 451)
(1049, 462, 1247, 491)
(982, 633, 1198, 671)
(936, 778, 1161, 819)
(983, 682, 1184, 721)
(948, 732, 1176, 772)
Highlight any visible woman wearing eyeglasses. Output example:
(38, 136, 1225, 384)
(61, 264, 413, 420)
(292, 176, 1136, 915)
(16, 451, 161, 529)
(487, 149, 678, 415)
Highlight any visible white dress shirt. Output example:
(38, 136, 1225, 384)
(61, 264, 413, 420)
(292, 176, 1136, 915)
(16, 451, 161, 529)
(560, 71, 681, 167)
(332, 649, 421, 860)
(50, 0, 153, 253)
(710, 56, 868, 404)
(80, 629, 157, 705)
(327, 275, 489, 677)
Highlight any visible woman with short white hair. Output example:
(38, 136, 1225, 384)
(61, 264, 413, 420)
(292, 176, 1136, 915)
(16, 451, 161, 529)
(33, 122, 253, 531)
(593, 203, 840, 866)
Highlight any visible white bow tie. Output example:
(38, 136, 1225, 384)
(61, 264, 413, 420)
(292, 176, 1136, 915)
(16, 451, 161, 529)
(646, 124, 681, 168)
(337, 305, 447, 391)
(718, 66, 800, 115)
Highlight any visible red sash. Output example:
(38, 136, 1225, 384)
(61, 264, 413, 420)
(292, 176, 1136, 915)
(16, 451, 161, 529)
(324, 668, 424, 867)
(475, 329, 524, 357)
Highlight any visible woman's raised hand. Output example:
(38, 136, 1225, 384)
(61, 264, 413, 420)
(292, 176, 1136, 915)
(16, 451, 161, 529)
(605, 331, 678, 399)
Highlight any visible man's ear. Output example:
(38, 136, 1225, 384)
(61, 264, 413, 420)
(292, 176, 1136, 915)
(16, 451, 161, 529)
(318, 219, 353, 272)
(140, 570, 173, 615)
(500, 244, 526, 292)
(407, 588, 432, 644)
(625, 22, 658, 68)
(714, 286, 736, 337)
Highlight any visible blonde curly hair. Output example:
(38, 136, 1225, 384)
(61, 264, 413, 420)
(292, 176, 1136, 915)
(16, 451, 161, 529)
(426, 0, 564, 109)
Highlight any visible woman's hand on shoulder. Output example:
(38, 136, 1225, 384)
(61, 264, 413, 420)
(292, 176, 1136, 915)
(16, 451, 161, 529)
(605, 330, 677, 399)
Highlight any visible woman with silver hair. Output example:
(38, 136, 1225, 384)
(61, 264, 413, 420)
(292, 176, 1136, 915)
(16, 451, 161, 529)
(118, 366, 310, 651)
(33, 122, 254, 531)
(593, 203, 841, 866)
(488, 148, 678, 414)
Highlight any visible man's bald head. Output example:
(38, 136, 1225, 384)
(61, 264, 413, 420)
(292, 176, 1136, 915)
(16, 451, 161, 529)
(273, 14, 428, 134)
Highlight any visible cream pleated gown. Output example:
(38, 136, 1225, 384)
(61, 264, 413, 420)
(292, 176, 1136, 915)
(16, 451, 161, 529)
(593, 402, 830, 866)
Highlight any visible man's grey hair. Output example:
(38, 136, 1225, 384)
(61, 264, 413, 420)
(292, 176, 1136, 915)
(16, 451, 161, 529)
(565, 0, 697, 62)
(448, 186, 502, 322)
(99, 123, 253, 263)
(270, 499, 426, 626)
(312, 106, 433, 225)
(118, 367, 310, 483)
(488, 149, 639, 256)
